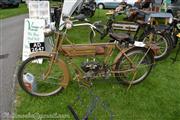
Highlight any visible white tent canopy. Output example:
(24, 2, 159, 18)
(60, 0, 84, 29)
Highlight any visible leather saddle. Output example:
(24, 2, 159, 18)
(109, 33, 134, 44)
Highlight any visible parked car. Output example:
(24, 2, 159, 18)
(167, 0, 180, 18)
(95, 0, 135, 9)
(0, 0, 20, 8)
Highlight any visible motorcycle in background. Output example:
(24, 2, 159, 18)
(73, 0, 96, 18)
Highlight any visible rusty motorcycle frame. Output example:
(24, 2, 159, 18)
(17, 26, 154, 97)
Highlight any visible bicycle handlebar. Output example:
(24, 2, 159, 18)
(61, 15, 104, 35)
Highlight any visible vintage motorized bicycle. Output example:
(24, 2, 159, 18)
(17, 17, 154, 97)
(123, 6, 174, 60)
(90, 6, 173, 61)
(158, 17, 180, 48)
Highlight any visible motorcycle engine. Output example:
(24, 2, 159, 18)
(81, 61, 101, 79)
(81, 61, 101, 73)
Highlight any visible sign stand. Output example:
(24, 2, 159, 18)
(22, 1, 53, 61)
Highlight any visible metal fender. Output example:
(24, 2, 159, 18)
(29, 51, 70, 88)
(112, 47, 155, 71)
(112, 49, 129, 71)
(29, 51, 55, 58)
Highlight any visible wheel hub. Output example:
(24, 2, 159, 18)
(150, 43, 160, 55)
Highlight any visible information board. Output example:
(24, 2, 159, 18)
(22, 18, 45, 61)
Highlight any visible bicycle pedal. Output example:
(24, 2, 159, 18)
(79, 80, 93, 88)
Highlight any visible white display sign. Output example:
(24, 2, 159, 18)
(22, 18, 45, 61)
(28, 1, 50, 26)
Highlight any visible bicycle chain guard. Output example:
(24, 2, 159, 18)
(73, 70, 93, 88)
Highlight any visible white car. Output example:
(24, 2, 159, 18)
(95, 0, 135, 9)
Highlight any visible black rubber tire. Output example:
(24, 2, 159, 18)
(98, 3, 104, 9)
(1, 4, 8, 9)
(17, 56, 64, 97)
(13, 3, 19, 8)
(89, 3, 96, 17)
(164, 32, 175, 49)
(115, 47, 154, 85)
(140, 31, 172, 61)
(89, 10, 95, 17)
(172, 31, 179, 48)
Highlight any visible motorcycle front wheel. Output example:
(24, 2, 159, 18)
(17, 55, 65, 97)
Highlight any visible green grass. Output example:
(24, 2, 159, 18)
(15, 10, 180, 120)
(50, 1, 62, 7)
(0, 3, 28, 19)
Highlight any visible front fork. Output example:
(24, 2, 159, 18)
(29, 52, 71, 88)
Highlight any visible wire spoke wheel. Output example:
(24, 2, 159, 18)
(18, 56, 64, 96)
(143, 32, 170, 60)
(98, 4, 104, 9)
(115, 47, 153, 85)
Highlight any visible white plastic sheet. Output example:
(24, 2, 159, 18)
(59, 0, 83, 29)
